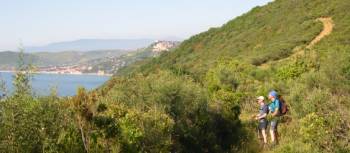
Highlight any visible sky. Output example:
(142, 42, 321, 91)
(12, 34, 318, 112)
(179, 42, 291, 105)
(0, 0, 272, 50)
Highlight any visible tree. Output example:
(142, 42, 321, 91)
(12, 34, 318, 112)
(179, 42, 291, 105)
(13, 47, 33, 97)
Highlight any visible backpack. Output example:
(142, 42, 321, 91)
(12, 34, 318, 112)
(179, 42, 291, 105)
(278, 96, 289, 115)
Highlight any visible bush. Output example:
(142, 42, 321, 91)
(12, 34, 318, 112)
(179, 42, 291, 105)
(276, 58, 309, 80)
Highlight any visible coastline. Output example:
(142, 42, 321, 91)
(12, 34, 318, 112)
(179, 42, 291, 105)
(0, 70, 113, 77)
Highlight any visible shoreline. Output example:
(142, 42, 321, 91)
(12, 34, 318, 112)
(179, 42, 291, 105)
(0, 70, 113, 77)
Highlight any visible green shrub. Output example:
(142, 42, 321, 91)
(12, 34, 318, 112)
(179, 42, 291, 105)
(276, 59, 309, 80)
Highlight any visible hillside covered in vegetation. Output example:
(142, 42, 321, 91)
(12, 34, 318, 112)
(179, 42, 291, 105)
(0, 50, 128, 69)
(83, 41, 180, 74)
(0, 0, 349, 152)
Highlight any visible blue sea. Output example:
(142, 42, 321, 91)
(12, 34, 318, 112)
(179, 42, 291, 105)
(0, 72, 110, 97)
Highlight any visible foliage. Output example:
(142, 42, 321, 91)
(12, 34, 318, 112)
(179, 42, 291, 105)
(99, 71, 245, 152)
(276, 58, 310, 80)
(12, 48, 34, 97)
(300, 113, 328, 145)
(1, 0, 350, 152)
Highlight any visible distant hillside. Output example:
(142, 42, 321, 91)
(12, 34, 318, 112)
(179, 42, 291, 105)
(82, 41, 180, 74)
(0, 41, 180, 74)
(0, 49, 129, 70)
(25, 39, 155, 52)
(0, 51, 38, 69)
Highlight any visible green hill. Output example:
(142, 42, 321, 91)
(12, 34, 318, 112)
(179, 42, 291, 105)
(106, 0, 350, 152)
(0, 50, 128, 69)
(0, 51, 38, 68)
(0, 0, 349, 152)
(121, 0, 348, 79)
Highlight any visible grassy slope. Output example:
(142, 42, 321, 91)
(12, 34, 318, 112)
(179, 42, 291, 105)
(111, 0, 350, 152)
(122, 0, 332, 78)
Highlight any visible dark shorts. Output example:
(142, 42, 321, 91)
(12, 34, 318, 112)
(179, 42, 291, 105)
(258, 119, 268, 130)
(270, 117, 279, 131)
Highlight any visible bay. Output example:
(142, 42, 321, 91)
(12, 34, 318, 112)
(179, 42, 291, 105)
(0, 72, 110, 97)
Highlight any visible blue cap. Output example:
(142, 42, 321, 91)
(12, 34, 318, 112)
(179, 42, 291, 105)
(269, 90, 278, 98)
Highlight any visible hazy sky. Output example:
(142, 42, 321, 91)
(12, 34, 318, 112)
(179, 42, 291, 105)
(0, 0, 272, 50)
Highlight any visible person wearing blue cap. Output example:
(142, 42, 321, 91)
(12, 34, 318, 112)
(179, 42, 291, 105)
(268, 90, 280, 145)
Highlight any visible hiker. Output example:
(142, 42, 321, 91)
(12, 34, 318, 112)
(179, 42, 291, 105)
(268, 90, 280, 145)
(254, 96, 268, 144)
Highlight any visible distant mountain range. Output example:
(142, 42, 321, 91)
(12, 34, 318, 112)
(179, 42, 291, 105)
(25, 39, 156, 52)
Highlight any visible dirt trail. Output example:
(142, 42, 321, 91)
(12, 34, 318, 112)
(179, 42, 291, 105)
(258, 17, 334, 69)
(307, 17, 334, 49)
